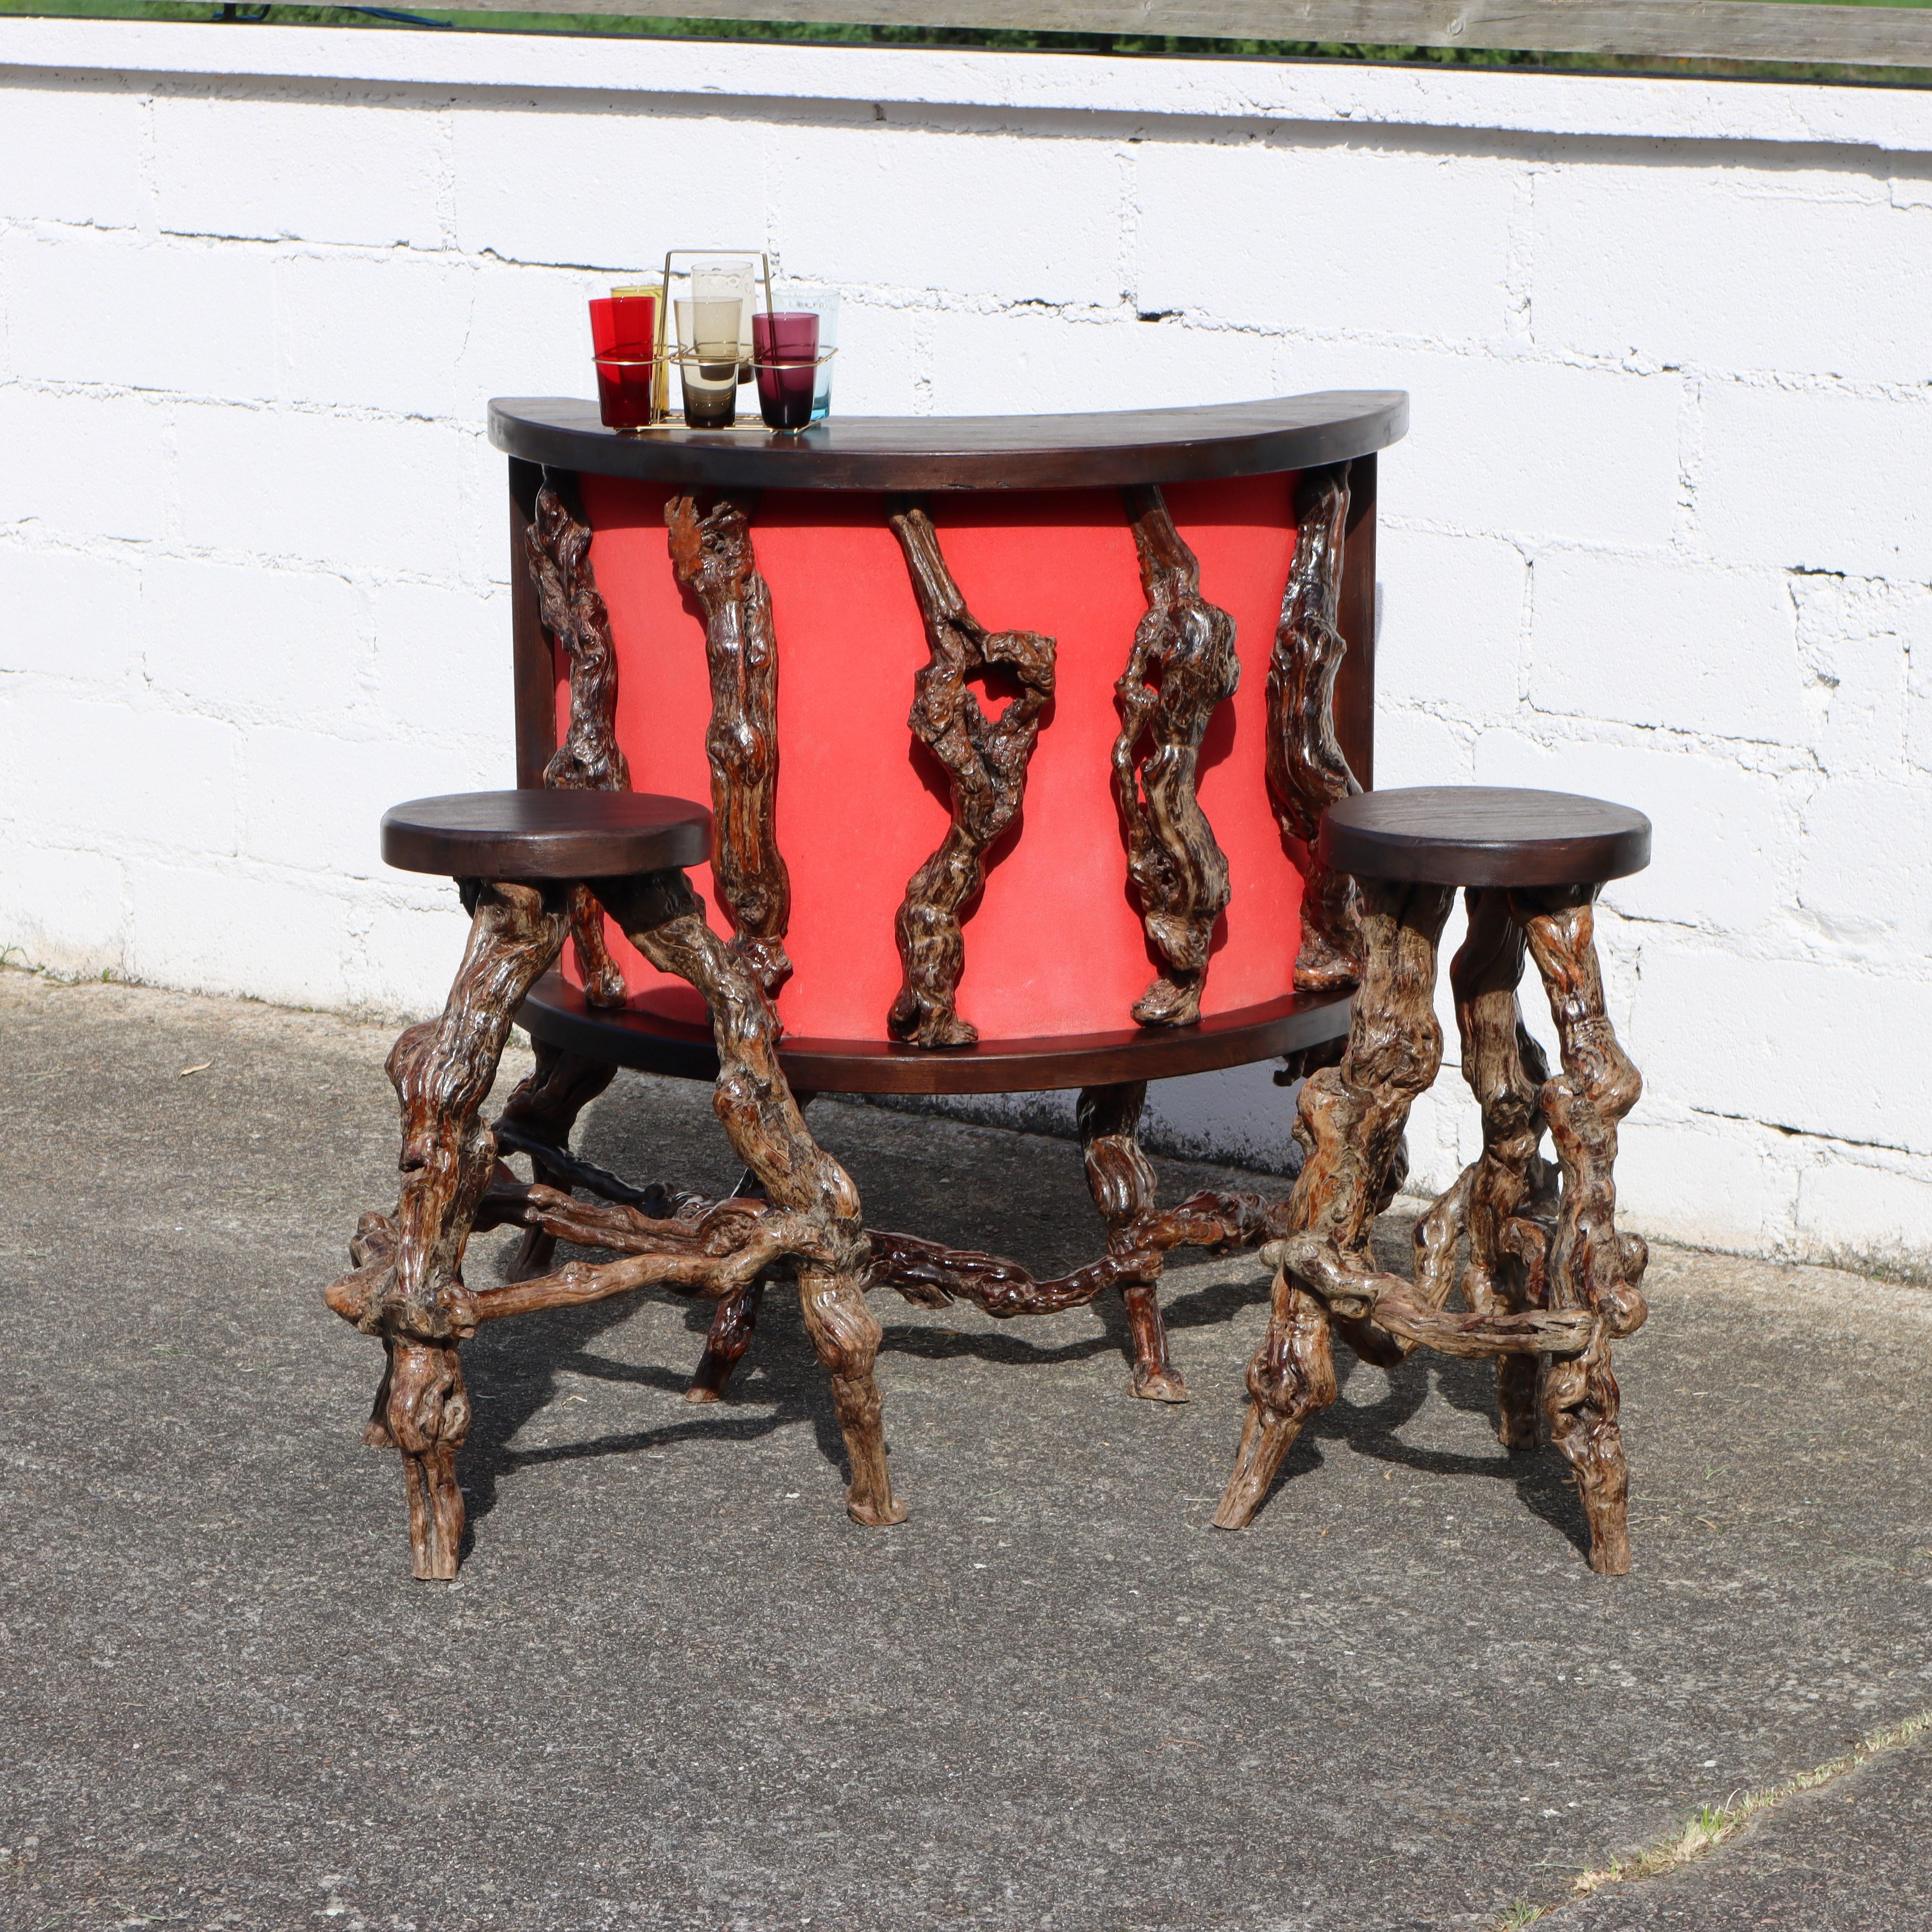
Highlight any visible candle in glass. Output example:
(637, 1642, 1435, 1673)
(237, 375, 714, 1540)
(690, 261, 756, 383)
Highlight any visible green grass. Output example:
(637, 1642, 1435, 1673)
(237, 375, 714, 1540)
(3, 0, 1928, 89)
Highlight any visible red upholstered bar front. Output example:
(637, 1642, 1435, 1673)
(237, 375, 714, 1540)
(563, 473, 1309, 1044)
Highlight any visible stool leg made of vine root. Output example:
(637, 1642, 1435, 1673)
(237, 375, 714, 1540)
(494, 1040, 618, 1282)
(1516, 885, 1648, 1576)
(328, 879, 572, 1580)
(1451, 888, 1554, 1454)
(595, 874, 905, 1526)
(1077, 1081, 1189, 1402)
(1215, 876, 1454, 1529)
(686, 1275, 768, 1403)
(686, 1094, 817, 1404)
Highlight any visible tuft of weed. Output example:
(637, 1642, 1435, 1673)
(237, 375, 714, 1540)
(1491, 1904, 1551, 1930)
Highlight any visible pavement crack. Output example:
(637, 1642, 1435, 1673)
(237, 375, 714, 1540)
(1489, 1707, 1932, 1927)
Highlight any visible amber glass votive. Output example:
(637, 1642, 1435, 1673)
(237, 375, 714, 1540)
(608, 284, 660, 349)
(752, 311, 819, 431)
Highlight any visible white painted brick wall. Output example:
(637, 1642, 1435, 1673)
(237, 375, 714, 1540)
(2, 20, 1930, 1270)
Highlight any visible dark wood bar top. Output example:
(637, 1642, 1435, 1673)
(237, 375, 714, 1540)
(488, 391, 1408, 492)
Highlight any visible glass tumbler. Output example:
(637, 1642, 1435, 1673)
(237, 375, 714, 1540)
(752, 311, 819, 431)
(795, 291, 839, 421)
(588, 289, 662, 430)
(675, 298, 741, 428)
(689, 260, 756, 382)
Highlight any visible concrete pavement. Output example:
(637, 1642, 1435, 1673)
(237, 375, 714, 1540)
(3, 968, 1928, 1932)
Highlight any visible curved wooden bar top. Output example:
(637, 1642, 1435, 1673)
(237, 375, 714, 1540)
(494, 393, 1408, 1096)
(489, 391, 1408, 492)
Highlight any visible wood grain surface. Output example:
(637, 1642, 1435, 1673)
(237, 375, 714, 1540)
(490, 394, 1409, 493)
(1321, 787, 1652, 889)
(380, 791, 712, 881)
(518, 968, 1354, 1094)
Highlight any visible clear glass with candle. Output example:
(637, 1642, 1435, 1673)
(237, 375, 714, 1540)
(689, 260, 756, 383)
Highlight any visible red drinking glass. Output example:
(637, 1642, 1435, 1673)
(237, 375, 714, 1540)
(593, 357, 657, 431)
(589, 292, 661, 428)
(589, 292, 658, 356)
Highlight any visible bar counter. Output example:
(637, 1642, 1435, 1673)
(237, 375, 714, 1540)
(488, 391, 1408, 1095)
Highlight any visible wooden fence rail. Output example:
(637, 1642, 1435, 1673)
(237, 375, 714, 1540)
(450, 0, 1932, 70)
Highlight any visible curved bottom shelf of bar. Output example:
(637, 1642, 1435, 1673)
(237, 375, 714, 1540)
(518, 971, 1352, 1096)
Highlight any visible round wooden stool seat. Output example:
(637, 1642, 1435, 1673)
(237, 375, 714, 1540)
(1319, 785, 1650, 889)
(381, 790, 712, 880)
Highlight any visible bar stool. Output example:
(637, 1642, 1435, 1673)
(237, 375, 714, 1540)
(1215, 786, 1653, 1574)
(324, 789, 902, 1581)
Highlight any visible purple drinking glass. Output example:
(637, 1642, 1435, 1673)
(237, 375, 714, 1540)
(752, 310, 819, 431)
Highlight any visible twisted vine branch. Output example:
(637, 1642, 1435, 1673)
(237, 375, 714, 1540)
(1215, 876, 1454, 1530)
(325, 878, 573, 1578)
(1518, 886, 1648, 1575)
(1113, 485, 1240, 1027)
(595, 869, 900, 1526)
(1266, 462, 1362, 992)
(667, 492, 792, 996)
(526, 482, 630, 1007)
(885, 500, 1057, 1047)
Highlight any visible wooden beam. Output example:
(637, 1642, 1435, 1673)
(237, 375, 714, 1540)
(448, 0, 1932, 72)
